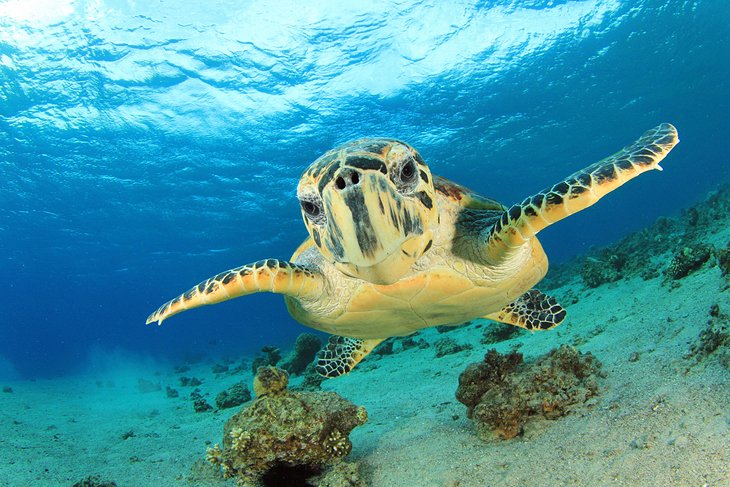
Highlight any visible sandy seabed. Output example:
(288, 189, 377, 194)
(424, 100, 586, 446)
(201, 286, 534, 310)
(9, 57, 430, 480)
(2, 202, 729, 487)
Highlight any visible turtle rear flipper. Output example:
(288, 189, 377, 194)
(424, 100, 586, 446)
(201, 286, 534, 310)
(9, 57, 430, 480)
(485, 289, 566, 331)
(146, 259, 324, 326)
(485, 123, 679, 261)
(315, 336, 385, 378)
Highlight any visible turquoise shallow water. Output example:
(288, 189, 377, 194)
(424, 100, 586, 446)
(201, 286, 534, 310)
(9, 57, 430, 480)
(1, 0, 728, 379)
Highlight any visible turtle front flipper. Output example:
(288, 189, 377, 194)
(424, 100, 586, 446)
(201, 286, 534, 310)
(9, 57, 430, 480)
(484, 289, 566, 331)
(146, 259, 324, 326)
(485, 123, 679, 261)
(315, 336, 385, 378)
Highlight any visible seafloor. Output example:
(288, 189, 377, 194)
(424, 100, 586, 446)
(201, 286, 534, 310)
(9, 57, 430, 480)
(2, 186, 729, 487)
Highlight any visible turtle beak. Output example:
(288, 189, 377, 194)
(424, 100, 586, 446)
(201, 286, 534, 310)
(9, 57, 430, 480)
(321, 171, 432, 284)
(334, 233, 433, 285)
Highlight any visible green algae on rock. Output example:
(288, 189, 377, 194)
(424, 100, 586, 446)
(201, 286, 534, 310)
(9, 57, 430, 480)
(456, 346, 602, 440)
(207, 366, 367, 486)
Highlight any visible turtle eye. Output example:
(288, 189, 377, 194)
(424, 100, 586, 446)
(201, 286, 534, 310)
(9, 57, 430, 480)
(301, 200, 319, 217)
(393, 157, 419, 194)
(400, 159, 416, 182)
(300, 197, 326, 225)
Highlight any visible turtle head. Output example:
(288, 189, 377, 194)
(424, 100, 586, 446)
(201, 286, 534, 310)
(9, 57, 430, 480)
(297, 138, 438, 285)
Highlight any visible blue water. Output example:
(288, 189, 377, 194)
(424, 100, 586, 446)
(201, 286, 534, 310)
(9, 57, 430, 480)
(1, 0, 728, 379)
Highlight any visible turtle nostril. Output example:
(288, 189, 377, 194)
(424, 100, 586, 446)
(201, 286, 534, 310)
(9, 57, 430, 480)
(334, 169, 361, 190)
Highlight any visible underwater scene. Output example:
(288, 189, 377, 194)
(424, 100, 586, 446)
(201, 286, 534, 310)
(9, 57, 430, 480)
(1, 0, 729, 485)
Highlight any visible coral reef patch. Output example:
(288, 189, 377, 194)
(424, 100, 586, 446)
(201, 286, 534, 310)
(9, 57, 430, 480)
(179, 376, 202, 387)
(456, 346, 602, 440)
(215, 382, 252, 410)
(664, 244, 713, 281)
(542, 184, 730, 291)
(279, 333, 323, 375)
(251, 346, 282, 374)
(72, 476, 117, 487)
(481, 322, 522, 344)
(207, 366, 367, 486)
(434, 337, 472, 357)
(580, 252, 625, 288)
(686, 304, 729, 368)
(293, 363, 327, 392)
(190, 389, 213, 413)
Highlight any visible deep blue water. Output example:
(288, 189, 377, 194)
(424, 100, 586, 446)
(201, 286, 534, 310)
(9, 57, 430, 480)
(1, 0, 728, 379)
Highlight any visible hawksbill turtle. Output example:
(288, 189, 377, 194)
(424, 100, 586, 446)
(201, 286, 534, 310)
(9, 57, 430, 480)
(147, 124, 678, 378)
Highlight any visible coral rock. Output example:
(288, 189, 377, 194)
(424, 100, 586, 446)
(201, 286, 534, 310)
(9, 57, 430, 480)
(211, 363, 229, 374)
(580, 254, 624, 288)
(72, 476, 117, 487)
(481, 323, 522, 344)
(215, 382, 252, 410)
(253, 366, 289, 397)
(664, 244, 713, 280)
(434, 337, 473, 358)
(310, 460, 365, 487)
(251, 346, 282, 374)
(686, 304, 729, 366)
(456, 346, 602, 440)
(294, 362, 326, 391)
(279, 333, 323, 375)
(211, 366, 367, 486)
(190, 389, 213, 413)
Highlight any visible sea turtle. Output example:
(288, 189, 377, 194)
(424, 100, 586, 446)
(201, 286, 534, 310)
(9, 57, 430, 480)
(147, 123, 679, 378)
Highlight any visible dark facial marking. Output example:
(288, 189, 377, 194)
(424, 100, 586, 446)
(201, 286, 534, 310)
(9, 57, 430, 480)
(415, 191, 433, 210)
(318, 163, 341, 193)
(413, 152, 426, 167)
(312, 228, 322, 247)
(325, 220, 346, 259)
(423, 239, 433, 253)
(399, 208, 422, 236)
(389, 206, 399, 228)
(346, 156, 387, 174)
(419, 170, 429, 184)
(342, 189, 379, 257)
